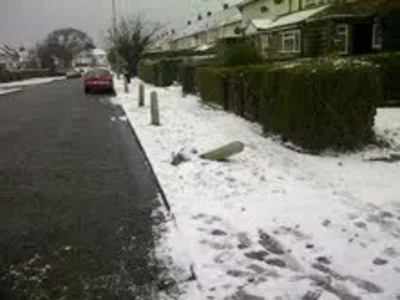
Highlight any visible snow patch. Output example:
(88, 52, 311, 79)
(115, 78, 400, 299)
(0, 77, 64, 89)
(0, 88, 22, 96)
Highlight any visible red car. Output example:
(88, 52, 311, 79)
(84, 68, 115, 94)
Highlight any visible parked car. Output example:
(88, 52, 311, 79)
(84, 68, 115, 94)
(66, 69, 81, 79)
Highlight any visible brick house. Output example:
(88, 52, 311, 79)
(168, 0, 398, 59)
(240, 0, 388, 60)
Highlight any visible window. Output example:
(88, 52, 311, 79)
(373, 23, 382, 49)
(334, 24, 348, 55)
(305, 0, 316, 6)
(260, 6, 268, 13)
(281, 30, 301, 53)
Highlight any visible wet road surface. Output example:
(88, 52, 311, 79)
(0, 79, 163, 299)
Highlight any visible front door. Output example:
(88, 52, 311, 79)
(352, 23, 373, 55)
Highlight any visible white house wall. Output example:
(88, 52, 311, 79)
(245, 22, 259, 36)
(241, 0, 292, 26)
(219, 22, 241, 39)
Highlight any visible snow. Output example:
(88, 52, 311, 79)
(0, 77, 63, 89)
(375, 108, 400, 147)
(115, 78, 400, 300)
(0, 88, 21, 95)
(92, 48, 106, 56)
(251, 18, 273, 30)
(195, 44, 214, 52)
(152, 198, 202, 300)
(238, 0, 259, 8)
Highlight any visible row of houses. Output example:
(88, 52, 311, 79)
(72, 48, 108, 69)
(152, 0, 399, 59)
(0, 46, 30, 71)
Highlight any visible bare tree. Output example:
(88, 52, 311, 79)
(106, 15, 160, 76)
(35, 28, 95, 69)
(0, 45, 20, 61)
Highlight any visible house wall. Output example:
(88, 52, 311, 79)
(268, 0, 294, 19)
(175, 36, 197, 50)
(95, 54, 108, 66)
(302, 15, 381, 58)
(173, 20, 242, 50)
(219, 22, 242, 39)
(264, 30, 303, 60)
(241, 0, 269, 24)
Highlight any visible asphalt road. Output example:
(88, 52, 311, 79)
(0, 79, 164, 299)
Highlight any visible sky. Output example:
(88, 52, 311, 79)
(0, 0, 241, 48)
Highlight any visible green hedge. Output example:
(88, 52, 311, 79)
(137, 60, 159, 85)
(179, 64, 196, 95)
(217, 38, 263, 67)
(179, 57, 219, 95)
(196, 67, 227, 109)
(196, 59, 381, 151)
(158, 58, 183, 86)
(138, 58, 183, 87)
(361, 52, 400, 103)
(143, 47, 216, 60)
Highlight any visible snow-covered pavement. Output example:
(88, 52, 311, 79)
(115, 78, 400, 300)
(0, 88, 22, 96)
(0, 77, 64, 89)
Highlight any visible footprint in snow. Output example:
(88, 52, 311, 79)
(200, 239, 232, 250)
(211, 229, 228, 236)
(237, 232, 252, 249)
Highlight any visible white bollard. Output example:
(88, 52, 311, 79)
(123, 77, 129, 93)
(150, 91, 160, 126)
(139, 84, 145, 107)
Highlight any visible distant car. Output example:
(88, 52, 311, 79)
(66, 69, 81, 79)
(84, 68, 115, 94)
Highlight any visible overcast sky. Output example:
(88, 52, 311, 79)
(0, 0, 241, 47)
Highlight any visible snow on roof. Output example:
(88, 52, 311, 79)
(173, 6, 242, 41)
(92, 48, 107, 56)
(195, 44, 214, 52)
(150, 33, 176, 50)
(270, 5, 328, 30)
(251, 18, 273, 30)
(251, 5, 329, 31)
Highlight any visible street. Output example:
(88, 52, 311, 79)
(0, 79, 163, 299)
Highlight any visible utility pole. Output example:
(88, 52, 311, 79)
(111, 0, 122, 77)
(112, 0, 117, 36)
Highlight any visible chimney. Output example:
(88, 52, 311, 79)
(198, 14, 202, 21)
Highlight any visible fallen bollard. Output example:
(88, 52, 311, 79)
(200, 141, 245, 161)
